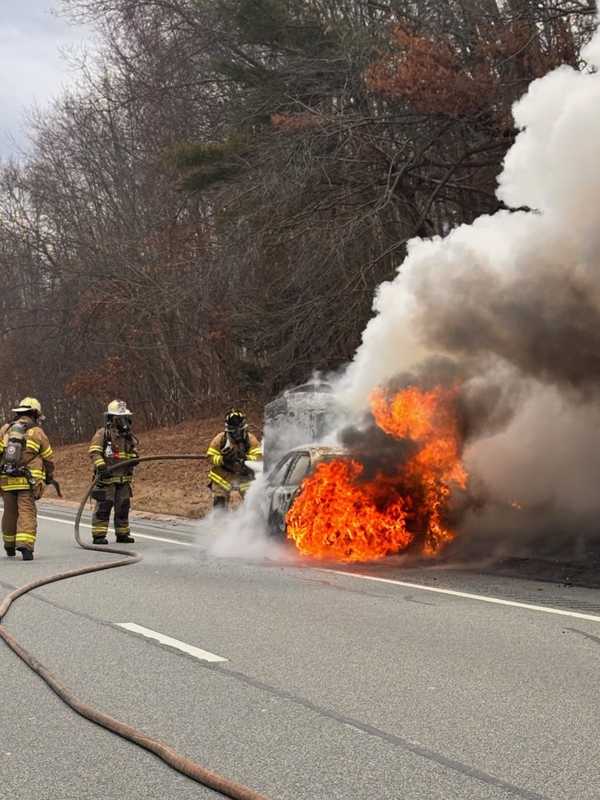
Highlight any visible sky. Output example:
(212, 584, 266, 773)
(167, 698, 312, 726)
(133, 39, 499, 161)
(0, 1, 89, 158)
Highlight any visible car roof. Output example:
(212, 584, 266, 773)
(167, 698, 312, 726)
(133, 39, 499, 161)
(287, 444, 347, 457)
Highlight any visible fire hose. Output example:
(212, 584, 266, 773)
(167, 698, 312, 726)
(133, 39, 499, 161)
(0, 454, 270, 800)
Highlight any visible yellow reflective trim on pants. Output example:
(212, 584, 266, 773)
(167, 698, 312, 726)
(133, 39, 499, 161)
(209, 472, 232, 491)
(3, 534, 16, 543)
(15, 533, 36, 544)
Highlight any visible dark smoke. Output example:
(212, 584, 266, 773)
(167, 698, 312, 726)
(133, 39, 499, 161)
(339, 40, 600, 565)
(340, 418, 418, 481)
(416, 260, 600, 396)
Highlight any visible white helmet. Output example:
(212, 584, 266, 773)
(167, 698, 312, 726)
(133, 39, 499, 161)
(106, 399, 132, 416)
(105, 399, 133, 431)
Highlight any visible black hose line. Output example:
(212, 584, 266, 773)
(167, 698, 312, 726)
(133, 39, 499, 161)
(1, 454, 271, 800)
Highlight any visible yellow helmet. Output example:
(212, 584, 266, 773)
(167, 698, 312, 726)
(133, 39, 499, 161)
(106, 399, 132, 416)
(12, 396, 43, 416)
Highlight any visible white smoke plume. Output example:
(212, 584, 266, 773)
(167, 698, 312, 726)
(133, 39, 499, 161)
(200, 473, 291, 561)
(338, 24, 600, 556)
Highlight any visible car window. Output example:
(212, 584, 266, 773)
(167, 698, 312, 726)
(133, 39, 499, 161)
(318, 453, 347, 465)
(268, 455, 294, 486)
(287, 454, 311, 485)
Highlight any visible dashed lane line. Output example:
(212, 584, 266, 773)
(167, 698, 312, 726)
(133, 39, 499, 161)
(115, 622, 227, 662)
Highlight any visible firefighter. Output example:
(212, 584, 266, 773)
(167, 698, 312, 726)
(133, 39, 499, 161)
(0, 397, 55, 560)
(88, 400, 138, 544)
(207, 409, 262, 509)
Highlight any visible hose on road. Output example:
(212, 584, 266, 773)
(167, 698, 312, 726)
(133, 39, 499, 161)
(0, 454, 270, 800)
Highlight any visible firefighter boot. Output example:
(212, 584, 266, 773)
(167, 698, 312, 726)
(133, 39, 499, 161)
(213, 495, 228, 511)
(5, 547, 15, 558)
(93, 537, 109, 545)
(116, 534, 135, 543)
(17, 547, 34, 561)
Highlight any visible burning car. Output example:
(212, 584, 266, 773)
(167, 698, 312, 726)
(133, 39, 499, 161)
(263, 445, 345, 537)
(263, 384, 468, 564)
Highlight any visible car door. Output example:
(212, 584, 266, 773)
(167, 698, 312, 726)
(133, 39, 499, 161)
(264, 453, 296, 529)
(276, 451, 312, 520)
(267, 452, 311, 535)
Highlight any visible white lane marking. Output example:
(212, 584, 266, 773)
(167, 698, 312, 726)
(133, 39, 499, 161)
(37, 514, 196, 547)
(36, 513, 600, 624)
(115, 622, 227, 662)
(326, 570, 600, 624)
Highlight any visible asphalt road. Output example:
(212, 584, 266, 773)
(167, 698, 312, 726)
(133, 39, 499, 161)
(1, 504, 600, 800)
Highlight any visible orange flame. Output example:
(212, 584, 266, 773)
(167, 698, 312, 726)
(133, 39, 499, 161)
(286, 385, 467, 562)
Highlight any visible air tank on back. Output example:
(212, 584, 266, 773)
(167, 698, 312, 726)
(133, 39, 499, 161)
(263, 380, 340, 471)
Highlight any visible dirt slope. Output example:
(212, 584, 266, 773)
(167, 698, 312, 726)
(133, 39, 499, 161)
(48, 415, 262, 518)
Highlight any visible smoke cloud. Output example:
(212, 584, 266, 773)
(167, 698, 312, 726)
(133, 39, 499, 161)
(199, 474, 291, 561)
(337, 24, 600, 558)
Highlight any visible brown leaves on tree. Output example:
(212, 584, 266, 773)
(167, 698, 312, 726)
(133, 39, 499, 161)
(65, 357, 128, 400)
(366, 21, 577, 116)
(0, 0, 592, 442)
(366, 26, 494, 115)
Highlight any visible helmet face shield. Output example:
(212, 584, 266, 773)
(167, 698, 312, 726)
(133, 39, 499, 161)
(225, 410, 247, 441)
(114, 414, 132, 432)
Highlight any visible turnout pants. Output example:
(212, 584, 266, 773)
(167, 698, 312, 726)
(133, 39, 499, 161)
(208, 466, 254, 504)
(1, 486, 41, 553)
(208, 467, 254, 498)
(92, 483, 132, 542)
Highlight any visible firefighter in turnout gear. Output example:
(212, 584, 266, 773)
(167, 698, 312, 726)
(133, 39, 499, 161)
(0, 397, 55, 560)
(89, 400, 138, 544)
(207, 409, 262, 509)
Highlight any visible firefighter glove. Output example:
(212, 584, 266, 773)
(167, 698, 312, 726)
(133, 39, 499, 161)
(96, 466, 110, 480)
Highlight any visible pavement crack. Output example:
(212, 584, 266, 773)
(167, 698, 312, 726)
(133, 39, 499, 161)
(0, 578, 111, 627)
(564, 627, 600, 647)
(206, 663, 549, 800)
(4, 577, 550, 799)
(404, 594, 436, 606)
(297, 575, 413, 602)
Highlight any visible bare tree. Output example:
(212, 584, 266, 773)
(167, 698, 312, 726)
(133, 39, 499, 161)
(0, 0, 595, 440)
